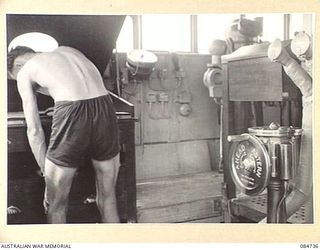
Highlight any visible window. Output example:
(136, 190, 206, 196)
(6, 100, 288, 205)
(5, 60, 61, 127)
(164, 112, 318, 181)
(8, 32, 58, 52)
(116, 15, 134, 52)
(114, 14, 306, 55)
(289, 13, 305, 38)
(198, 13, 285, 54)
(197, 14, 239, 54)
(141, 14, 191, 52)
(245, 13, 284, 42)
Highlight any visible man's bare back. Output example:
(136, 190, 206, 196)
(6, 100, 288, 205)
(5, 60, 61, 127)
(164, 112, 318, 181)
(18, 46, 109, 102)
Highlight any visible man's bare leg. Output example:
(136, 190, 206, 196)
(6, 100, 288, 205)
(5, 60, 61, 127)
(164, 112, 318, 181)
(91, 153, 120, 223)
(44, 158, 77, 224)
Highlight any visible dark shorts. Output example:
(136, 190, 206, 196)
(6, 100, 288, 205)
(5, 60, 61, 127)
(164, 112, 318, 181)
(46, 94, 120, 168)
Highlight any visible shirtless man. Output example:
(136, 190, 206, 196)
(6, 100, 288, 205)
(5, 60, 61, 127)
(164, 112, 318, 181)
(7, 46, 121, 223)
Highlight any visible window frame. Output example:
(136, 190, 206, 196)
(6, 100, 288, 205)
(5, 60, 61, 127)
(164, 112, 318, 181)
(117, 13, 305, 54)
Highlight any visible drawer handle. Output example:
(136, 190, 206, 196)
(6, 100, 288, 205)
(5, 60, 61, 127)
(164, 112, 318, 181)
(8, 140, 12, 145)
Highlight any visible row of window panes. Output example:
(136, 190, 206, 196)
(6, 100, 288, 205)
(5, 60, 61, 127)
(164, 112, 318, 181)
(116, 14, 309, 54)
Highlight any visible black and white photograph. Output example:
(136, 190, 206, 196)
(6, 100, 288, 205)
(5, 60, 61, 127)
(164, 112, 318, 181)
(2, 1, 319, 245)
(6, 13, 314, 226)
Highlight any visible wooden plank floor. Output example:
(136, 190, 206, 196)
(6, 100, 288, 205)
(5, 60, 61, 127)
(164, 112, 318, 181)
(136, 171, 223, 223)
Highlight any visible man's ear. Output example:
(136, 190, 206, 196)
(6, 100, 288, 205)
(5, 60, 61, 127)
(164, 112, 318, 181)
(7, 71, 15, 80)
(14, 62, 24, 70)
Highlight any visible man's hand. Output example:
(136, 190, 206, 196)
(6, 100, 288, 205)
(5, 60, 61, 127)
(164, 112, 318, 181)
(43, 186, 49, 214)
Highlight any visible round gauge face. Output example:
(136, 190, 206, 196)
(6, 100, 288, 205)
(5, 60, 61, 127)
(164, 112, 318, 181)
(229, 134, 270, 196)
(291, 32, 312, 58)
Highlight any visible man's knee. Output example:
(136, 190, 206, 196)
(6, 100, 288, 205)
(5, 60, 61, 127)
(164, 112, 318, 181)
(44, 159, 77, 209)
(92, 163, 118, 200)
(47, 187, 69, 206)
(92, 155, 120, 180)
(97, 184, 116, 200)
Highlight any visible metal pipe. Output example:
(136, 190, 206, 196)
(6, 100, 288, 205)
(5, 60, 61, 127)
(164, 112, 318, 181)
(280, 143, 292, 180)
(267, 179, 286, 223)
(276, 180, 289, 223)
(268, 39, 313, 219)
(218, 104, 224, 173)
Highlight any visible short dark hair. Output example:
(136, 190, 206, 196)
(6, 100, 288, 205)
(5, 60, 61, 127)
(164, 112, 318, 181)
(7, 46, 35, 73)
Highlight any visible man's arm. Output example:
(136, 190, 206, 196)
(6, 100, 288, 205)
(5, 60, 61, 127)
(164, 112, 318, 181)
(17, 72, 47, 173)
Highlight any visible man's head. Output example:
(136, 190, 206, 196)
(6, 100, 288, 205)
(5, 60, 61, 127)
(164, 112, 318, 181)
(7, 46, 35, 80)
